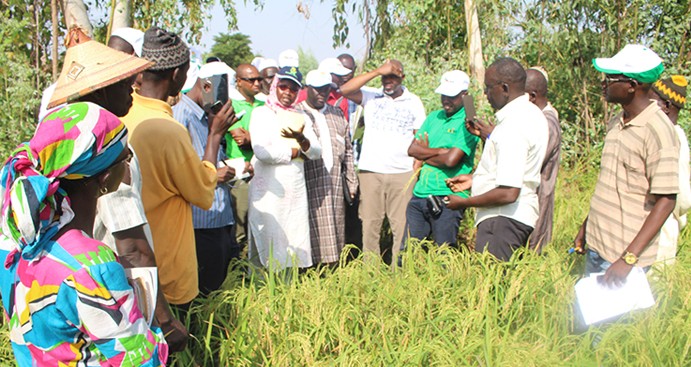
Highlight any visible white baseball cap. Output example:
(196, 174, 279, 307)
(251, 57, 264, 69)
(278, 49, 299, 68)
(318, 58, 351, 76)
(305, 70, 336, 88)
(434, 70, 470, 97)
(592, 44, 664, 83)
(110, 27, 144, 56)
(199, 61, 233, 79)
(258, 58, 278, 72)
(182, 60, 201, 93)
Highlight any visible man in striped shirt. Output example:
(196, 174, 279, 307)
(172, 62, 238, 295)
(574, 45, 679, 287)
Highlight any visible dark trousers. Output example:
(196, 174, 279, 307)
(194, 225, 239, 295)
(475, 216, 533, 261)
(401, 195, 463, 250)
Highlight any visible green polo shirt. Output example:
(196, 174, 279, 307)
(225, 98, 265, 161)
(413, 108, 479, 198)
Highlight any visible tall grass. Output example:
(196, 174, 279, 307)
(0, 157, 688, 366)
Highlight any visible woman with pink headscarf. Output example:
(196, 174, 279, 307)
(247, 66, 321, 271)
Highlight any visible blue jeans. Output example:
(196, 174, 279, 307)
(584, 249, 612, 276)
(401, 195, 463, 251)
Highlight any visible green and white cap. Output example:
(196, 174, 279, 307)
(592, 44, 664, 83)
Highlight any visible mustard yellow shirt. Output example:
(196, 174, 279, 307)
(121, 91, 217, 304)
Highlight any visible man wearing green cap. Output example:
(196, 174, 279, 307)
(573, 45, 679, 286)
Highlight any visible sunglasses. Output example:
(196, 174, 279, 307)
(240, 77, 262, 83)
(602, 76, 634, 85)
(277, 84, 300, 93)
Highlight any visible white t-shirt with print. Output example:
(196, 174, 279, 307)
(472, 94, 548, 228)
(357, 87, 426, 174)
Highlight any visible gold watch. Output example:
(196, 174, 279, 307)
(621, 251, 638, 265)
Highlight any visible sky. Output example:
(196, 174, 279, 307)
(198, 1, 366, 63)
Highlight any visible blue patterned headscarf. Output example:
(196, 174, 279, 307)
(0, 102, 127, 266)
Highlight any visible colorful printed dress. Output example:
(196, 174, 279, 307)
(0, 229, 168, 366)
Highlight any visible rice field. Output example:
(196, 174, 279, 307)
(1, 159, 689, 366)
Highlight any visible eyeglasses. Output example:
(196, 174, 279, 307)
(602, 76, 634, 85)
(277, 84, 300, 93)
(240, 77, 262, 83)
(111, 150, 133, 167)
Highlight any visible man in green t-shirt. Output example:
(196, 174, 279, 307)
(402, 70, 479, 248)
(226, 63, 264, 246)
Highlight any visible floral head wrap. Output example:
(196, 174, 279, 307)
(0, 102, 127, 266)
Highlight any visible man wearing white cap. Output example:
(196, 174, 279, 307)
(296, 70, 358, 265)
(340, 59, 426, 262)
(297, 58, 354, 119)
(172, 62, 239, 295)
(573, 44, 679, 286)
(401, 70, 479, 250)
(446, 57, 548, 262)
(258, 58, 278, 99)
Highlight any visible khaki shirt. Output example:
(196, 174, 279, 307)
(587, 102, 679, 267)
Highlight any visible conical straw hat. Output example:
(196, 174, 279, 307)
(48, 40, 153, 108)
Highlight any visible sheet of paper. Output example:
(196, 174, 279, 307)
(219, 157, 250, 181)
(125, 267, 158, 326)
(575, 267, 655, 325)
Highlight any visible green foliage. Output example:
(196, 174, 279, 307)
(0, 7, 42, 159)
(297, 47, 319, 75)
(209, 32, 254, 68)
(155, 157, 689, 366)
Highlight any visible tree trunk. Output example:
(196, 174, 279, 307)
(109, 0, 132, 39)
(361, 0, 372, 72)
(464, 0, 485, 85)
(64, 0, 93, 36)
(51, 0, 59, 80)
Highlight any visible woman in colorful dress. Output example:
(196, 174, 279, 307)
(0, 101, 168, 365)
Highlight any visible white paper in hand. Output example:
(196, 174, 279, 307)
(575, 267, 655, 325)
(219, 157, 250, 181)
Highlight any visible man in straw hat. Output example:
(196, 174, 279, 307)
(649, 75, 690, 266)
(120, 27, 235, 311)
(573, 45, 679, 286)
(47, 28, 191, 352)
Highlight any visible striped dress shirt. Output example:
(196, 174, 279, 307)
(173, 94, 235, 229)
(586, 102, 679, 267)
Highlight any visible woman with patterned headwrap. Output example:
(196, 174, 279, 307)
(247, 66, 322, 271)
(0, 102, 168, 365)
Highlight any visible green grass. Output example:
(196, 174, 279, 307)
(1, 158, 689, 366)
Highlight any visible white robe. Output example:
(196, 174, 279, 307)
(247, 106, 322, 270)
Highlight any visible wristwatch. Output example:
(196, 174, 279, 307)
(621, 251, 639, 265)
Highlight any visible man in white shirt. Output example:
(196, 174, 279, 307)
(446, 57, 548, 261)
(340, 60, 426, 261)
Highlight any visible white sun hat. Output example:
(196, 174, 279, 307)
(592, 44, 664, 83)
(434, 70, 470, 97)
(318, 58, 351, 76)
(305, 70, 336, 88)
